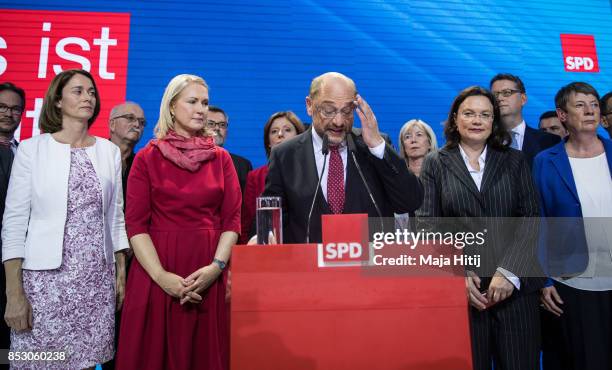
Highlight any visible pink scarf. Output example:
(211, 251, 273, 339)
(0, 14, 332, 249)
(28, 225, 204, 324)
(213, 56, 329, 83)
(152, 130, 216, 172)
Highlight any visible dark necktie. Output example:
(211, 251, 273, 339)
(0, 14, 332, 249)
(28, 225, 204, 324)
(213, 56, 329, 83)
(327, 145, 345, 214)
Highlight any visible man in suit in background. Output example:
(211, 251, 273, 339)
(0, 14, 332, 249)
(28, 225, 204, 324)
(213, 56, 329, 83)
(490, 73, 560, 166)
(601, 91, 612, 139)
(539, 110, 568, 138)
(103, 101, 145, 370)
(207, 105, 252, 194)
(109, 101, 146, 206)
(0, 82, 25, 355)
(263, 72, 423, 243)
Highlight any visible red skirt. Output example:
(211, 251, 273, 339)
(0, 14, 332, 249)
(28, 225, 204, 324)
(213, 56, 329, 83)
(116, 229, 228, 370)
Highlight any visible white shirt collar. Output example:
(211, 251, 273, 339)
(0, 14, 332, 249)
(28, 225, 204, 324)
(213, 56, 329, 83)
(458, 144, 487, 172)
(511, 120, 526, 137)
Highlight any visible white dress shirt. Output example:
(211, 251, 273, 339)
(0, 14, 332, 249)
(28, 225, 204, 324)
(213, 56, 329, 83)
(311, 129, 385, 201)
(458, 144, 521, 289)
(560, 153, 612, 291)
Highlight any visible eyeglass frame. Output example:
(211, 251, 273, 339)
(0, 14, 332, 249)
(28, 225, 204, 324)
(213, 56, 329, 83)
(316, 103, 355, 120)
(457, 110, 494, 121)
(110, 113, 147, 127)
(0, 103, 24, 116)
(205, 120, 228, 129)
(493, 89, 522, 99)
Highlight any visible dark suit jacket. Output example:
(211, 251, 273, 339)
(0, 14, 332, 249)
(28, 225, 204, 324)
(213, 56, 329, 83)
(230, 153, 252, 195)
(263, 128, 423, 244)
(522, 125, 561, 167)
(0, 147, 13, 349)
(416, 146, 542, 291)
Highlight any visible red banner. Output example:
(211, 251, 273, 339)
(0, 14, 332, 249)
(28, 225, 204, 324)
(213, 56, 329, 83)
(0, 9, 130, 140)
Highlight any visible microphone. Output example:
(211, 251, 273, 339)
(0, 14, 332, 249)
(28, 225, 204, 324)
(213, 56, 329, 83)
(306, 133, 329, 243)
(346, 133, 384, 234)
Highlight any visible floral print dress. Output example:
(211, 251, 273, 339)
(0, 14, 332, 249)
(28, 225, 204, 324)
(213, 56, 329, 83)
(11, 147, 115, 369)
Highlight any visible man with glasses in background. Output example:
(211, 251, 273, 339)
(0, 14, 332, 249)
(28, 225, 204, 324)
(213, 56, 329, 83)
(0, 82, 25, 361)
(104, 101, 145, 370)
(206, 105, 252, 194)
(601, 92, 612, 139)
(490, 73, 559, 167)
(263, 72, 422, 243)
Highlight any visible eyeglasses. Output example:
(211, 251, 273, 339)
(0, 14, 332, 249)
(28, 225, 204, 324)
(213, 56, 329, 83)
(493, 89, 522, 99)
(317, 104, 354, 120)
(459, 111, 494, 121)
(111, 114, 146, 127)
(206, 120, 228, 129)
(0, 104, 24, 116)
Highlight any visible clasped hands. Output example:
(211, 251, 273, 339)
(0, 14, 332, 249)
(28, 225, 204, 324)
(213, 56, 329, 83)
(155, 263, 222, 305)
(465, 270, 514, 310)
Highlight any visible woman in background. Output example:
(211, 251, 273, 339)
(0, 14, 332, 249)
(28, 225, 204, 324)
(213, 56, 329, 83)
(239, 111, 304, 244)
(116, 74, 240, 370)
(395, 119, 438, 229)
(2, 69, 128, 369)
(534, 82, 612, 370)
(397, 118, 438, 177)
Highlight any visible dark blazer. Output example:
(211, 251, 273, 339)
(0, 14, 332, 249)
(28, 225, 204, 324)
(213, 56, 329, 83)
(263, 128, 423, 244)
(0, 147, 13, 350)
(522, 125, 561, 167)
(416, 146, 541, 287)
(533, 136, 612, 277)
(230, 152, 253, 195)
(0, 148, 13, 251)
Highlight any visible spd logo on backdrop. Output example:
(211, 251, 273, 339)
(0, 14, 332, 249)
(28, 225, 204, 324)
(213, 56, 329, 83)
(0, 9, 130, 140)
(560, 34, 599, 73)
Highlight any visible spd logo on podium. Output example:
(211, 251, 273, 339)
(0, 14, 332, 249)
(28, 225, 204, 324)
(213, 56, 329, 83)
(317, 214, 369, 267)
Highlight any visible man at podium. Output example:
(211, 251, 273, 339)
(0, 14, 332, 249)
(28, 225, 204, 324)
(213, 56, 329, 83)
(263, 72, 423, 243)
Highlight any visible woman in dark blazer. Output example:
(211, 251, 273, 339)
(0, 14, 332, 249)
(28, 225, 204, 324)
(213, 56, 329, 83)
(416, 86, 541, 370)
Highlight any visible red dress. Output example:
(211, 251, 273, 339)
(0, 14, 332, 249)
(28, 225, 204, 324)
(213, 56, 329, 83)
(239, 165, 269, 244)
(116, 142, 241, 370)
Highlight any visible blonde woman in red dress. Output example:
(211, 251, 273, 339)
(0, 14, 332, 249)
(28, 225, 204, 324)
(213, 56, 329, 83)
(116, 74, 241, 370)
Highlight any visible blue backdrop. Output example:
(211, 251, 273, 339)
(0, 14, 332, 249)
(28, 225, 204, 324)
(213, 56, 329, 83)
(4, 0, 612, 167)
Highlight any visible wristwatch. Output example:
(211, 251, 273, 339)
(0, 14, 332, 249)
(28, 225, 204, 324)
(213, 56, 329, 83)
(213, 258, 226, 271)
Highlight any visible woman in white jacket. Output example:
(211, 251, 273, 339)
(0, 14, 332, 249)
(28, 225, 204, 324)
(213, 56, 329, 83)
(2, 69, 129, 369)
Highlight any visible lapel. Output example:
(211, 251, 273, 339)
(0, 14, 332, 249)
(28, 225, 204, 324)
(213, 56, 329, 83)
(300, 129, 330, 213)
(480, 148, 504, 194)
(601, 136, 612, 178)
(522, 126, 538, 158)
(0, 148, 12, 181)
(548, 140, 580, 203)
(344, 144, 361, 213)
(439, 147, 483, 205)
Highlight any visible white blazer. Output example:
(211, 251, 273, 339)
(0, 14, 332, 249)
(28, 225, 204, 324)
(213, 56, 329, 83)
(2, 133, 129, 270)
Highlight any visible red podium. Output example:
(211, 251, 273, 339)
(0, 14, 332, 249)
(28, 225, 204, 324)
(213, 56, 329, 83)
(231, 215, 472, 370)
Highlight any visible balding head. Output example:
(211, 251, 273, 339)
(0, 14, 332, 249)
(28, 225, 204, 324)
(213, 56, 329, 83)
(109, 101, 145, 147)
(309, 72, 357, 100)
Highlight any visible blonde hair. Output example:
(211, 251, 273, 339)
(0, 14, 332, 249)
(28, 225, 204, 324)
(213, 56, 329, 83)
(398, 119, 438, 160)
(309, 72, 357, 99)
(154, 74, 208, 139)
